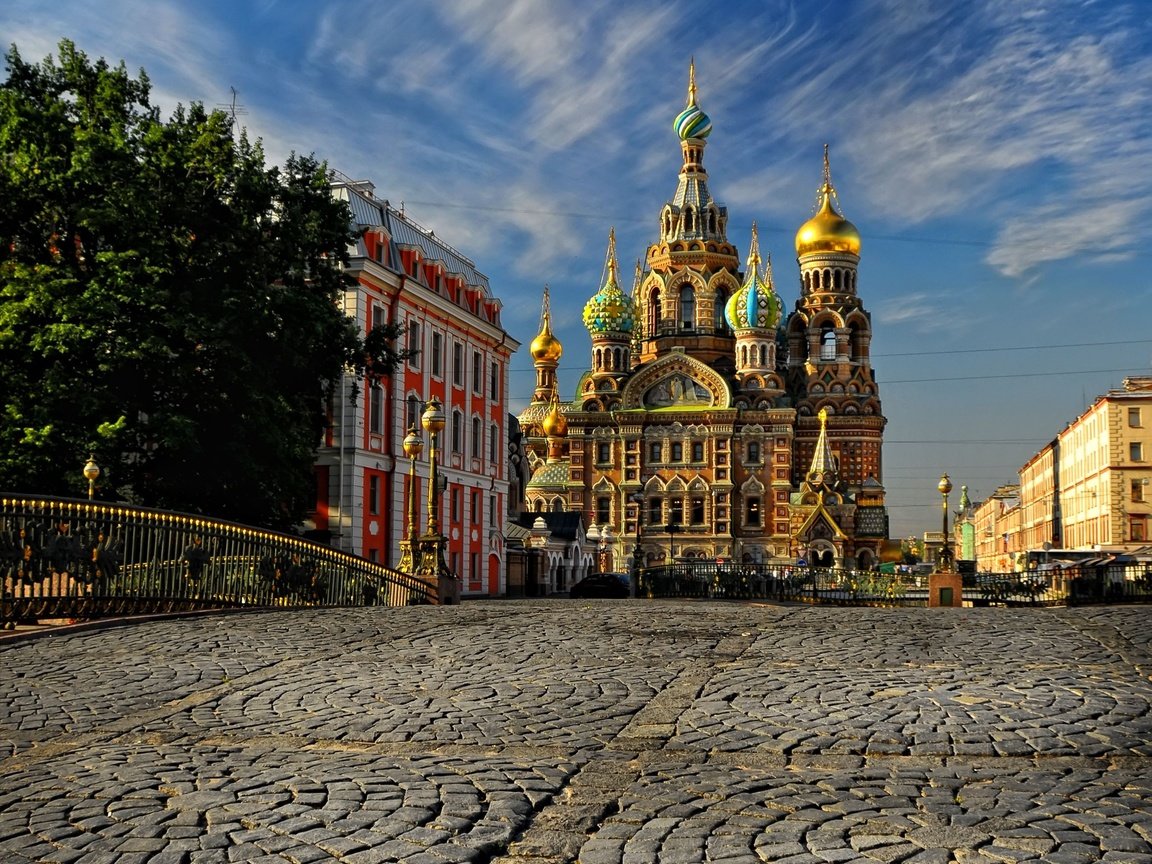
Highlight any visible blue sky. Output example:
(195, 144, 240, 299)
(3, 0, 1151, 539)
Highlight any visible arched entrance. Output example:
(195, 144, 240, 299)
(807, 542, 836, 568)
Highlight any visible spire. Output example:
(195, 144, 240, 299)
(687, 56, 698, 107)
(605, 227, 619, 288)
(807, 407, 838, 486)
(746, 220, 761, 270)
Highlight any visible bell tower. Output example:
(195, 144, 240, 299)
(786, 146, 884, 488)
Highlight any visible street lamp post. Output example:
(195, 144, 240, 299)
(938, 473, 954, 572)
(83, 455, 100, 501)
(416, 398, 457, 603)
(422, 399, 445, 535)
(397, 425, 424, 575)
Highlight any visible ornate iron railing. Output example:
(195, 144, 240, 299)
(635, 561, 1152, 607)
(1, 495, 435, 628)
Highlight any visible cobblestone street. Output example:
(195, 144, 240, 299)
(2, 602, 1150, 863)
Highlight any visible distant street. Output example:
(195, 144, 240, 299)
(2, 602, 1150, 863)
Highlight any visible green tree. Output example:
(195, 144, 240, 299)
(0, 40, 404, 526)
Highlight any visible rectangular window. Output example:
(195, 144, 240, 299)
(1134, 480, 1147, 503)
(1130, 407, 1142, 427)
(472, 490, 481, 524)
(369, 383, 384, 434)
(746, 497, 761, 527)
(452, 411, 463, 453)
(691, 441, 704, 462)
(490, 493, 498, 528)
(490, 361, 499, 401)
(451, 486, 461, 523)
(748, 441, 761, 463)
(431, 332, 443, 377)
(649, 442, 663, 463)
(648, 498, 663, 527)
(368, 475, 379, 515)
(1132, 442, 1144, 462)
(1131, 516, 1147, 543)
(671, 442, 683, 462)
(596, 496, 611, 525)
(407, 321, 421, 368)
(669, 499, 684, 525)
(597, 442, 611, 464)
(370, 303, 384, 333)
(470, 551, 480, 585)
(453, 342, 464, 386)
(471, 417, 482, 458)
(406, 395, 420, 433)
(472, 351, 482, 394)
(489, 424, 499, 464)
(691, 496, 705, 524)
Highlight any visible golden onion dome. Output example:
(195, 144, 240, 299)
(529, 288, 564, 363)
(795, 145, 861, 258)
(530, 325, 563, 363)
(795, 189, 861, 257)
(542, 400, 568, 437)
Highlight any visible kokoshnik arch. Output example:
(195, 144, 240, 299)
(518, 63, 891, 581)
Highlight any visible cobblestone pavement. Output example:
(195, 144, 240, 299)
(1, 602, 1150, 863)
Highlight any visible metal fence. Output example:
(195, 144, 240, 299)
(635, 561, 1152, 607)
(1, 495, 436, 628)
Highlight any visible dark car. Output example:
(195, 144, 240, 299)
(569, 572, 630, 599)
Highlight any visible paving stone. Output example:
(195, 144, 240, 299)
(0, 603, 1150, 863)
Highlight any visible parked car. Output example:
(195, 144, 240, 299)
(569, 572, 629, 599)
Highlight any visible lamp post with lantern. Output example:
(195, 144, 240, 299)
(416, 398, 458, 603)
(938, 473, 954, 573)
(83, 455, 100, 501)
(397, 425, 424, 575)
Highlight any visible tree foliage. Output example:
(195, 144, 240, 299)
(0, 40, 404, 526)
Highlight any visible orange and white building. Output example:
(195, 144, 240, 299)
(309, 177, 519, 596)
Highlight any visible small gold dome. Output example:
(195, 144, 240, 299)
(530, 326, 563, 363)
(795, 189, 861, 257)
(542, 400, 568, 437)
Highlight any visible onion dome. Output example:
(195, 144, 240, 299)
(582, 228, 636, 337)
(795, 145, 861, 257)
(673, 59, 712, 140)
(724, 223, 782, 330)
(542, 397, 567, 438)
(529, 286, 563, 363)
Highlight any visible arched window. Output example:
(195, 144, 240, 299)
(648, 287, 661, 336)
(714, 290, 727, 332)
(680, 285, 695, 330)
(820, 325, 837, 361)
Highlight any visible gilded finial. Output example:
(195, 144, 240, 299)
(541, 283, 551, 328)
(818, 406, 828, 426)
(822, 143, 831, 191)
(746, 221, 761, 269)
(764, 251, 773, 285)
(606, 227, 618, 285)
(632, 258, 643, 294)
(688, 57, 697, 106)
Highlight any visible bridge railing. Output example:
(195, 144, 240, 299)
(1, 495, 435, 627)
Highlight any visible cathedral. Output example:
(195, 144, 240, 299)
(518, 64, 890, 574)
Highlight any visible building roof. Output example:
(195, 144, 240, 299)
(513, 511, 585, 540)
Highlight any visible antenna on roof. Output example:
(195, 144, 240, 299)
(216, 86, 249, 129)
